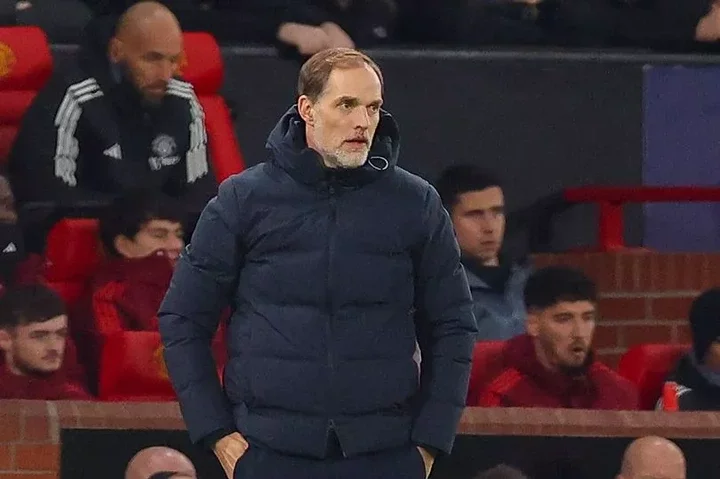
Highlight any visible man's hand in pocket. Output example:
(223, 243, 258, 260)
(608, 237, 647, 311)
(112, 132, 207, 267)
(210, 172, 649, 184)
(213, 432, 249, 479)
(417, 446, 435, 478)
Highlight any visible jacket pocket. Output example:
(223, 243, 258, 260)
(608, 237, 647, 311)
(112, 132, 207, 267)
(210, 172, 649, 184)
(410, 445, 427, 479)
(233, 446, 256, 479)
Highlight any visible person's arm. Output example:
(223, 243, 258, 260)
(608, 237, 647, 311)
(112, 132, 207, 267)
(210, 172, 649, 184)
(166, 83, 217, 219)
(158, 177, 246, 446)
(8, 75, 93, 206)
(411, 186, 477, 456)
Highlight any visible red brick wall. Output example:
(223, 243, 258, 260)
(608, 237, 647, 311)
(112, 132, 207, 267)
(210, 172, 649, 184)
(2, 399, 720, 479)
(533, 252, 720, 367)
(0, 401, 59, 479)
(0, 401, 184, 479)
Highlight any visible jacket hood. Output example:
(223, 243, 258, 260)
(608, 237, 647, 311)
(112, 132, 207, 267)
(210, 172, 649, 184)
(265, 105, 400, 187)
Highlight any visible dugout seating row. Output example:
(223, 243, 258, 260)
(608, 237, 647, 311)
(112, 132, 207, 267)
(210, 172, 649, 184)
(76, 338, 690, 404)
(0, 26, 242, 400)
(0, 26, 245, 177)
(467, 341, 690, 410)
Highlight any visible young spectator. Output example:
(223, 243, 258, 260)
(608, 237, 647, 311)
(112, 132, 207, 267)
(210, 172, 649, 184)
(659, 288, 720, 410)
(0, 284, 90, 399)
(436, 165, 531, 340)
(474, 266, 638, 409)
(91, 192, 184, 335)
(75, 192, 224, 393)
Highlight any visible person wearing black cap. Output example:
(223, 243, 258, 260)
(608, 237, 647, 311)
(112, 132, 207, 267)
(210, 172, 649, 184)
(659, 288, 720, 411)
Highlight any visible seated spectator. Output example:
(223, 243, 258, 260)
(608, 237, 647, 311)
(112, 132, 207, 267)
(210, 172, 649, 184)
(8, 1, 215, 233)
(616, 436, 685, 479)
(659, 288, 720, 411)
(475, 464, 529, 479)
(75, 192, 225, 393)
(0, 284, 91, 399)
(474, 266, 638, 409)
(436, 165, 531, 340)
(91, 192, 184, 335)
(0, 175, 43, 290)
(125, 446, 196, 479)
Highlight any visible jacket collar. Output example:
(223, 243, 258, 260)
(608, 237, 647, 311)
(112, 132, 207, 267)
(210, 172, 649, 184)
(265, 105, 400, 188)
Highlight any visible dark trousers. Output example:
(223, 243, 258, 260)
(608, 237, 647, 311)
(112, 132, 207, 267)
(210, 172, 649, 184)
(233, 444, 426, 479)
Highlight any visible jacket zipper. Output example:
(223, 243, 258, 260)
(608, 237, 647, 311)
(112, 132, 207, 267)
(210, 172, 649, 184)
(326, 180, 344, 456)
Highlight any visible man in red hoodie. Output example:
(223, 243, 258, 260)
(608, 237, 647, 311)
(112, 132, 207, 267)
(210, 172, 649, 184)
(91, 192, 185, 335)
(475, 266, 638, 410)
(0, 284, 91, 399)
(78, 193, 225, 393)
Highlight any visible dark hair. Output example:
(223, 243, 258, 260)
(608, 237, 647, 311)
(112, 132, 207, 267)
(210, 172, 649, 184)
(0, 284, 66, 329)
(435, 165, 502, 211)
(298, 47, 384, 101)
(524, 266, 596, 310)
(99, 192, 184, 257)
(474, 464, 530, 479)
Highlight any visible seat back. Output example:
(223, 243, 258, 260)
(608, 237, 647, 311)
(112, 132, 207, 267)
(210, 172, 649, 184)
(43, 219, 102, 307)
(98, 331, 177, 401)
(181, 32, 245, 182)
(0, 27, 53, 164)
(618, 343, 690, 410)
(466, 340, 506, 406)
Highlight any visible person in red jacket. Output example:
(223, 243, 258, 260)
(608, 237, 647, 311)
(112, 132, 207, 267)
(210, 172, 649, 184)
(475, 266, 638, 410)
(0, 284, 91, 399)
(90, 192, 185, 335)
(76, 193, 225, 392)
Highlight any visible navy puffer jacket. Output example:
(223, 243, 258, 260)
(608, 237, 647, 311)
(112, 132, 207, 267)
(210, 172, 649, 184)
(158, 106, 476, 458)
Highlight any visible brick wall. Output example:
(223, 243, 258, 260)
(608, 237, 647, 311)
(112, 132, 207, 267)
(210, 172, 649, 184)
(2, 399, 720, 479)
(0, 401, 184, 479)
(533, 252, 720, 367)
(0, 401, 59, 479)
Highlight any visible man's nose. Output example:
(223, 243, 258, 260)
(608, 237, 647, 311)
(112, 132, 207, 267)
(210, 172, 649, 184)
(49, 337, 64, 353)
(479, 216, 495, 233)
(160, 59, 175, 81)
(353, 108, 370, 129)
(167, 236, 184, 252)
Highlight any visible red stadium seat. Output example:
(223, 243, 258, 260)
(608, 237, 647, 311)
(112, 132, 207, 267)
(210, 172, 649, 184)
(99, 330, 226, 401)
(0, 27, 53, 163)
(618, 344, 690, 410)
(98, 331, 176, 401)
(181, 32, 246, 182)
(43, 219, 101, 308)
(466, 341, 506, 406)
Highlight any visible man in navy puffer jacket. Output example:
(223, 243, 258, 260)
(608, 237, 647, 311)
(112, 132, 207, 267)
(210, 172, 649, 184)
(158, 47, 477, 479)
